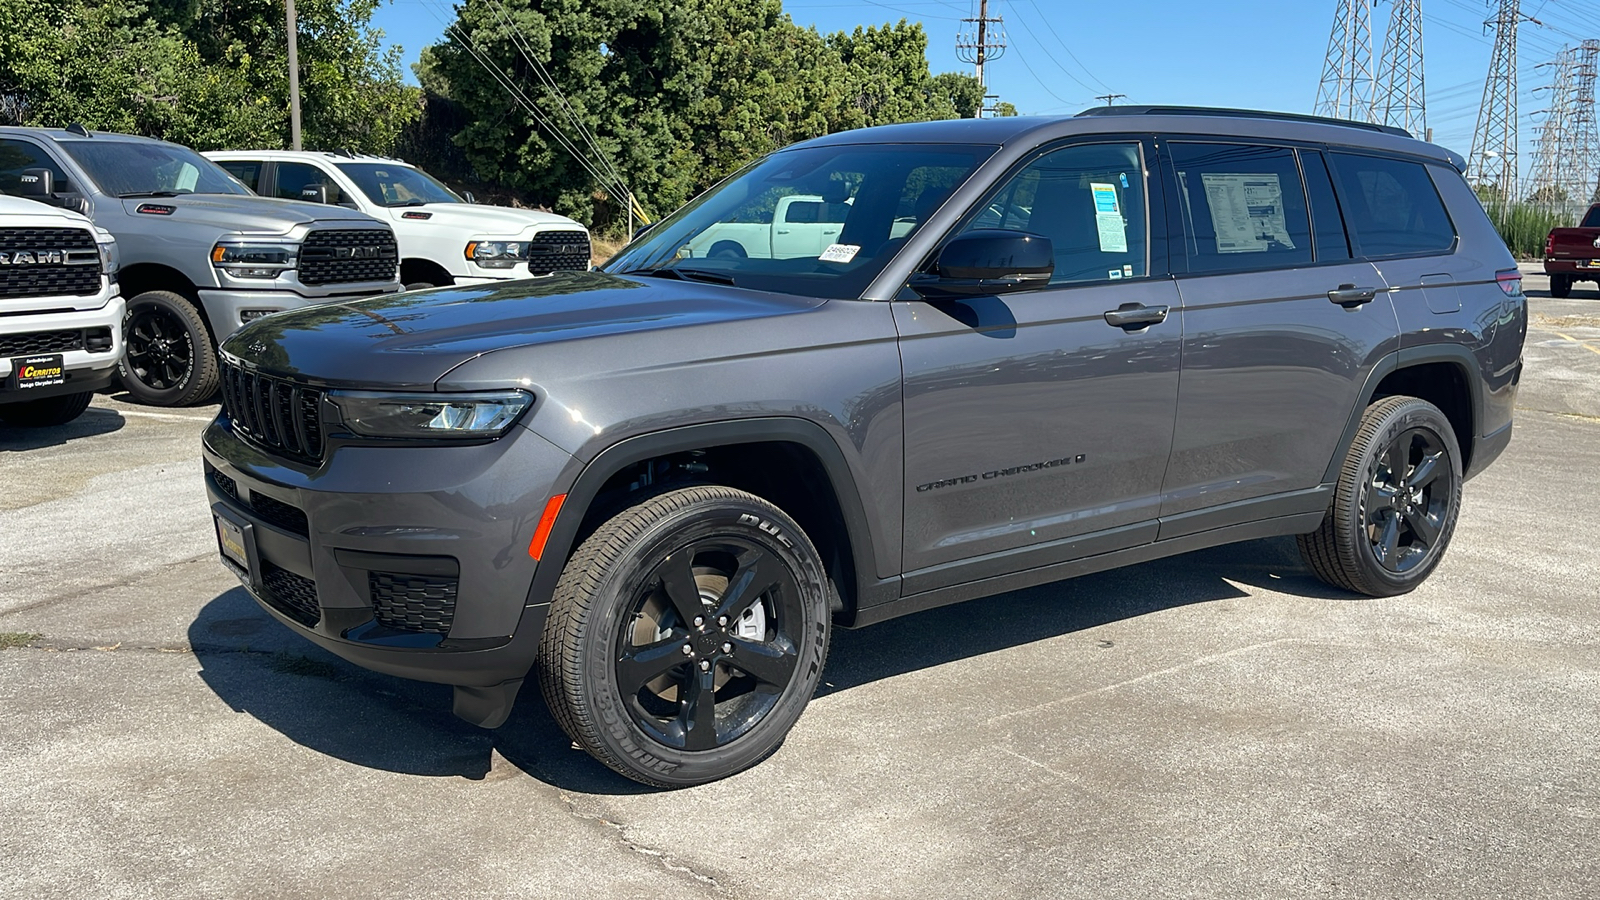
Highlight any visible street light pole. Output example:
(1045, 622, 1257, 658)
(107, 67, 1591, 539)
(285, 0, 303, 151)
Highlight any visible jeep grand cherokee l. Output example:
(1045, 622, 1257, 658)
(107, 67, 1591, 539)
(202, 107, 1526, 787)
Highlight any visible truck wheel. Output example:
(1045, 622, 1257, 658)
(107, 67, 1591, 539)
(1551, 274, 1573, 298)
(0, 391, 93, 427)
(538, 486, 831, 788)
(1297, 396, 1462, 597)
(708, 241, 747, 260)
(118, 290, 218, 407)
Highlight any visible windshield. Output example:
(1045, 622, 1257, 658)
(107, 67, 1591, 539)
(336, 162, 461, 206)
(61, 140, 249, 198)
(603, 143, 996, 299)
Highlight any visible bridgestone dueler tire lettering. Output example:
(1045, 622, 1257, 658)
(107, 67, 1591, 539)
(537, 486, 831, 788)
(0, 391, 92, 427)
(117, 290, 218, 407)
(1297, 396, 1463, 597)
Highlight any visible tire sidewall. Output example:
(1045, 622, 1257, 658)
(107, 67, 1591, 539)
(117, 290, 214, 407)
(579, 494, 830, 786)
(1344, 400, 1463, 594)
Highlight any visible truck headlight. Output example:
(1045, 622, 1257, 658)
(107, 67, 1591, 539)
(97, 237, 119, 275)
(212, 242, 298, 279)
(465, 239, 528, 269)
(328, 390, 533, 439)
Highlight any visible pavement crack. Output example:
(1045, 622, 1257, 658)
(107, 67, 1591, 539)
(541, 785, 727, 895)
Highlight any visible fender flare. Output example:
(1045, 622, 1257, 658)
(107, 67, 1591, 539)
(1321, 345, 1484, 484)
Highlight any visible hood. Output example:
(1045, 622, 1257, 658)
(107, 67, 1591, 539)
(386, 202, 585, 235)
(220, 271, 823, 389)
(0, 195, 94, 224)
(118, 194, 383, 235)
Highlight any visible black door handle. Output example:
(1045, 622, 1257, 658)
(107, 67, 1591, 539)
(1328, 284, 1378, 307)
(1103, 303, 1170, 330)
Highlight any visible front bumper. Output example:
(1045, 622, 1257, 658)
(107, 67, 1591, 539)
(199, 284, 404, 339)
(201, 415, 575, 689)
(0, 295, 124, 403)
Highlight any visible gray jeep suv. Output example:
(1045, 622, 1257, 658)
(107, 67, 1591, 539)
(202, 107, 1526, 787)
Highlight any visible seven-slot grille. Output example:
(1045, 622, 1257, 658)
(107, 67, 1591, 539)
(526, 230, 590, 275)
(0, 228, 101, 299)
(299, 228, 398, 286)
(220, 361, 325, 462)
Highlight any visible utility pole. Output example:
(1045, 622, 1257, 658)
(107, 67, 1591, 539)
(286, 0, 303, 151)
(1467, 0, 1535, 204)
(1095, 93, 1127, 106)
(1371, 0, 1428, 136)
(1315, 0, 1376, 121)
(956, 0, 1007, 117)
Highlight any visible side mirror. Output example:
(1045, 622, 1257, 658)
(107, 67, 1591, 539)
(910, 229, 1054, 297)
(299, 183, 330, 204)
(19, 168, 54, 198)
(463, 191, 478, 204)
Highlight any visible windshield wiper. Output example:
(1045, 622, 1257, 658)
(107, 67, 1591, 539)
(622, 266, 737, 286)
(388, 200, 430, 207)
(118, 190, 181, 199)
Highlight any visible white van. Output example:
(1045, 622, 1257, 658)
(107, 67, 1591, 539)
(204, 151, 591, 289)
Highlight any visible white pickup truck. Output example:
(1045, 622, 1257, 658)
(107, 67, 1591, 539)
(683, 193, 918, 260)
(205, 151, 591, 288)
(0, 195, 121, 427)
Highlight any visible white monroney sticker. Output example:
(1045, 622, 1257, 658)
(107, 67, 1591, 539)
(819, 243, 861, 263)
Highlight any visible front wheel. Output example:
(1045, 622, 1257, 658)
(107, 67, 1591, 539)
(1551, 274, 1573, 298)
(117, 290, 218, 407)
(1298, 396, 1463, 597)
(538, 486, 832, 788)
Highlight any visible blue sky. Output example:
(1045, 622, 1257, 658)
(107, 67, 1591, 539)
(371, 0, 1600, 173)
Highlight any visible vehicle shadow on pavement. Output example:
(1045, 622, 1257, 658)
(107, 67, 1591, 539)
(187, 536, 1355, 794)
(0, 406, 124, 451)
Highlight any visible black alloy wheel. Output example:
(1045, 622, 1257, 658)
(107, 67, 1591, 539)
(539, 486, 831, 787)
(1299, 396, 1463, 597)
(117, 290, 218, 407)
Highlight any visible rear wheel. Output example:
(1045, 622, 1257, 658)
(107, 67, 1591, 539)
(1551, 274, 1573, 298)
(0, 391, 93, 427)
(118, 290, 218, 407)
(538, 486, 831, 787)
(1298, 396, 1462, 597)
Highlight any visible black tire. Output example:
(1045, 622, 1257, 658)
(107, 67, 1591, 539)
(1298, 396, 1463, 597)
(538, 486, 831, 788)
(708, 240, 747, 260)
(403, 282, 437, 292)
(118, 290, 218, 407)
(0, 391, 93, 427)
(1550, 274, 1573, 298)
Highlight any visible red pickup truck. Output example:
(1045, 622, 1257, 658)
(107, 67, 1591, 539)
(1545, 204, 1600, 297)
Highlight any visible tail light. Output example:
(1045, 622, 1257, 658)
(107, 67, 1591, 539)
(1545, 232, 1555, 258)
(1496, 269, 1523, 297)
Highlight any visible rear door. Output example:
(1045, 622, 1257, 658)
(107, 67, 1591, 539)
(1158, 140, 1397, 536)
(1325, 151, 1465, 318)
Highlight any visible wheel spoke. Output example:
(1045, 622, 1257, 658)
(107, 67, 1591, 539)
(656, 550, 706, 626)
(1367, 480, 1399, 512)
(1405, 508, 1442, 548)
(679, 668, 718, 751)
(713, 548, 783, 623)
(727, 634, 798, 689)
(1408, 451, 1443, 489)
(615, 635, 688, 693)
(1375, 509, 1401, 565)
(1384, 433, 1409, 480)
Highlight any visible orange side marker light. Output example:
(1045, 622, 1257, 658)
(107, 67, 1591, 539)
(528, 493, 567, 560)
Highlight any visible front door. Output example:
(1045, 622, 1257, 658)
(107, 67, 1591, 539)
(895, 139, 1182, 591)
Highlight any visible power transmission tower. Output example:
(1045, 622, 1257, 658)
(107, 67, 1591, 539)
(1467, 0, 1530, 204)
(1371, 0, 1428, 137)
(956, 0, 1007, 116)
(1559, 41, 1600, 209)
(1315, 0, 1376, 120)
(1527, 49, 1577, 209)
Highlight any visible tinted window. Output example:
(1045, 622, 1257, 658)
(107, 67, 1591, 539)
(0, 139, 69, 195)
(1582, 206, 1600, 228)
(961, 141, 1147, 285)
(783, 199, 849, 224)
(1328, 153, 1456, 257)
(60, 140, 247, 197)
(218, 160, 263, 192)
(335, 162, 459, 206)
(1301, 150, 1351, 261)
(1169, 143, 1312, 273)
(274, 161, 341, 203)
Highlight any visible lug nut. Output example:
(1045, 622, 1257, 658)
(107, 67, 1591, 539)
(681, 644, 693, 656)
(717, 616, 728, 627)
(693, 616, 704, 627)
(721, 642, 733, 654)
(699, 660, 711, 671)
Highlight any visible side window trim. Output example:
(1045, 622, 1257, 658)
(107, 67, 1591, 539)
(1299, 147, 1354, 263)
(919, 133, 1168, 289)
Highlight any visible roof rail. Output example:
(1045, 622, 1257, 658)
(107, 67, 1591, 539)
(1075, 105, 1413, 139)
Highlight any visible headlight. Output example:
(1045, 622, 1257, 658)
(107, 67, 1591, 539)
(465, 239, 529, 269)
(212, 242, 298, 279)
(96, 236, 119, 275)
(328, 390, 533, 439)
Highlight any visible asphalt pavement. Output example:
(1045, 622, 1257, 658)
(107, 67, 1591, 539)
(1, 274, 1597, 899)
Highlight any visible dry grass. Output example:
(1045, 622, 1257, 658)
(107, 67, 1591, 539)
(590, 235, 628, 267)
